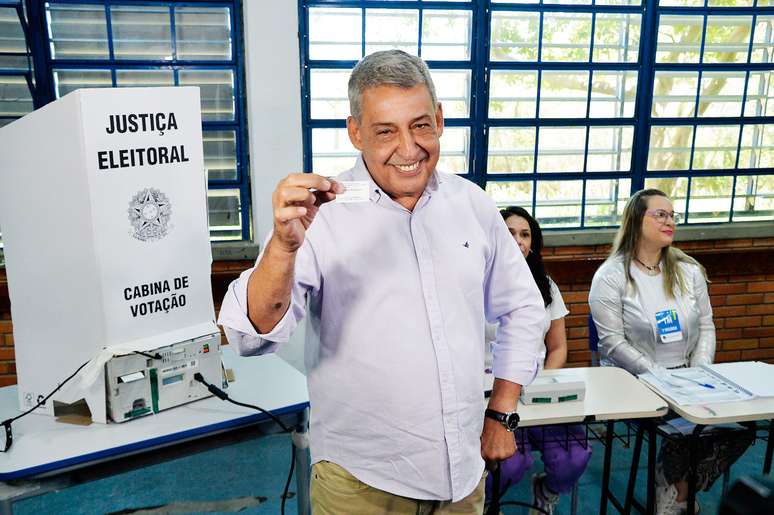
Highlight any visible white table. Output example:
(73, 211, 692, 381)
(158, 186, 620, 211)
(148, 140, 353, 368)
(0, 348, 310, 515)
(487, 367, 668, 426)
(640, 367, 774, 515)
(663, 396, 774, 426)
(485, 367, 668, 514)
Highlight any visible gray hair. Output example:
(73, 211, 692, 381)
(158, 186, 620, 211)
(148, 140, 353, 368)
(348, 50, 437, 122)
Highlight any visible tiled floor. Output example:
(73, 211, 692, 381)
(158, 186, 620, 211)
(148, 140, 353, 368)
(12, 423, 770, 514)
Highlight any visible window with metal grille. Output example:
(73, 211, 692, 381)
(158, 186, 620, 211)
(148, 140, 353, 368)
(0, 0, 250, 243)
(0, 2, 33, 130)
(299, 0, 774, 228)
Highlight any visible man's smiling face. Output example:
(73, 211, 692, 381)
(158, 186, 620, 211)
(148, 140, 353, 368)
(347, 83, 444, 211)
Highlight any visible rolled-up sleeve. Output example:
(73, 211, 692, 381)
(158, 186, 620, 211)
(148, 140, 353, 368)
(217, 236, 321, 356)
(689, 265, 716, 367)
(484, 216, 544, 386)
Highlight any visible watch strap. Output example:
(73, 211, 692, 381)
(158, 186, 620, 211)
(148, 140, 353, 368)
(485, 409, 506, 423)
(485, 409, 520, 431)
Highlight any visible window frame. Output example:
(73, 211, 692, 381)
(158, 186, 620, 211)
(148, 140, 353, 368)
(645, 1, 774, 224)
(4, 0, 251, 241)
(299, 1, 481, 180)
(0, 1, 35, 127)
(298, 0, 774, 229)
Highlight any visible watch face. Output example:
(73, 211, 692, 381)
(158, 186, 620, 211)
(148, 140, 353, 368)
(505, 413, 520, 430)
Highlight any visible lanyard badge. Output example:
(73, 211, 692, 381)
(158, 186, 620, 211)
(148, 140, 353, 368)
(655, 309, 683, 343)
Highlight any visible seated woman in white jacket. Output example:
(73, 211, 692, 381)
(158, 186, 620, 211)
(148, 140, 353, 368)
(589, 188, 753, 515)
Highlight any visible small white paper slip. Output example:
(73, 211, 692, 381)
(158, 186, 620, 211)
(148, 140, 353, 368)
(333, 180, 370, 203)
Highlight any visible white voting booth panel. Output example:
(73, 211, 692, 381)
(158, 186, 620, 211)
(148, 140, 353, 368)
(0, 87, 218, 423)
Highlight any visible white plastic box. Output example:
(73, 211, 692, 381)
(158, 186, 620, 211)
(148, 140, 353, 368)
(0, 87, 219, 423)
(520, 376, 586, 405)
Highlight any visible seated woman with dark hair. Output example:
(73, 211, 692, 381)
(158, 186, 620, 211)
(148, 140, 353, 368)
(486, 206, 591, 515)
(589, 188, 753, 515)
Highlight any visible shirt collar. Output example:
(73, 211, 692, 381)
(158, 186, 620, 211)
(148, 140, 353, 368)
(351, 154, 442, 204)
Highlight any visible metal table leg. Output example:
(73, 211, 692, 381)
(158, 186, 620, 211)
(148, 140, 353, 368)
(764, 419, 773, 475)
(571, 482, 579, 515)
(292, 407, 311, 515)
(624, 423, 644, 513)
(646, 421, 656, 515)
(600, 420, 615, 515)
(686, 424, 704, 515)
(626, 420, 656, 515)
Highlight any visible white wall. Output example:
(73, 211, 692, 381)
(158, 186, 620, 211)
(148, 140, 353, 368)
(242, 1, 307, 372)
(243, 0, 303, 245)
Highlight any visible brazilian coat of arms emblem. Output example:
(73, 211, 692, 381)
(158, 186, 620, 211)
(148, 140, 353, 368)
(128, 188, 171, 241)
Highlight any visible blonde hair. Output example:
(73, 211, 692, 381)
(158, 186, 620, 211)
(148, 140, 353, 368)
(611, 189, 707, 297)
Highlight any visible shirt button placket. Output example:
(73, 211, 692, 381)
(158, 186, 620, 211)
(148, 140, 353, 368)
(410, 211, 461, 497)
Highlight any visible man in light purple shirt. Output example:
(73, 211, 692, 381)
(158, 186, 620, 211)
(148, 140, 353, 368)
(218, 50, 545, 514)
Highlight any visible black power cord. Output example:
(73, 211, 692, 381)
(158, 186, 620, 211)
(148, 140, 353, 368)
(134, 350, 162, 360)
(1, 360, 298, 514)
(1, 359, 90, 452)
(193, 372, 296, 515)
(486, 460, 549, 515)
(1, 351, 162, 451)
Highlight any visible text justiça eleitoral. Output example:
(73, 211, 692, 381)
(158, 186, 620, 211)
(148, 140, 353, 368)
(97, 113, 189, 171)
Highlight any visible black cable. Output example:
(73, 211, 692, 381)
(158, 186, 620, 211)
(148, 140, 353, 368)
(485, 464, 501, 515)
(1, 359, 90, 452)
(487, 465, 549, 515)
(1, 363, 297, 513)
(486, 457, 549, 515)
(193, 372, 296, 515)
(283, 443, 297, 515)
(133, 351, 162, 360)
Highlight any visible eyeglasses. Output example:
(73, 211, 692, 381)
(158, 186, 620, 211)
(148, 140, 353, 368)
(646, 209, 681, 224)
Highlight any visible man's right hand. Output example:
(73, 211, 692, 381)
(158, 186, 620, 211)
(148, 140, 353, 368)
(271, 173, 344, 253)
(247, 173, 344, 333)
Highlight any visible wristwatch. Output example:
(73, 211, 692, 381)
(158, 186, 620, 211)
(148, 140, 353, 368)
(485, 409, 520, 432)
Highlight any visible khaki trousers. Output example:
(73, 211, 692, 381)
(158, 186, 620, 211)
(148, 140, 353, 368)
(311, 460, 486, 515)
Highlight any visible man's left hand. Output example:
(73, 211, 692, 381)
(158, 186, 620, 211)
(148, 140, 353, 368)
(481, 377, 522, 470)
(480, 417, 517, 471)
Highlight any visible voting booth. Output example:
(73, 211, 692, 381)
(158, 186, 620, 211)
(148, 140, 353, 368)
(0, 87, 220, 423)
